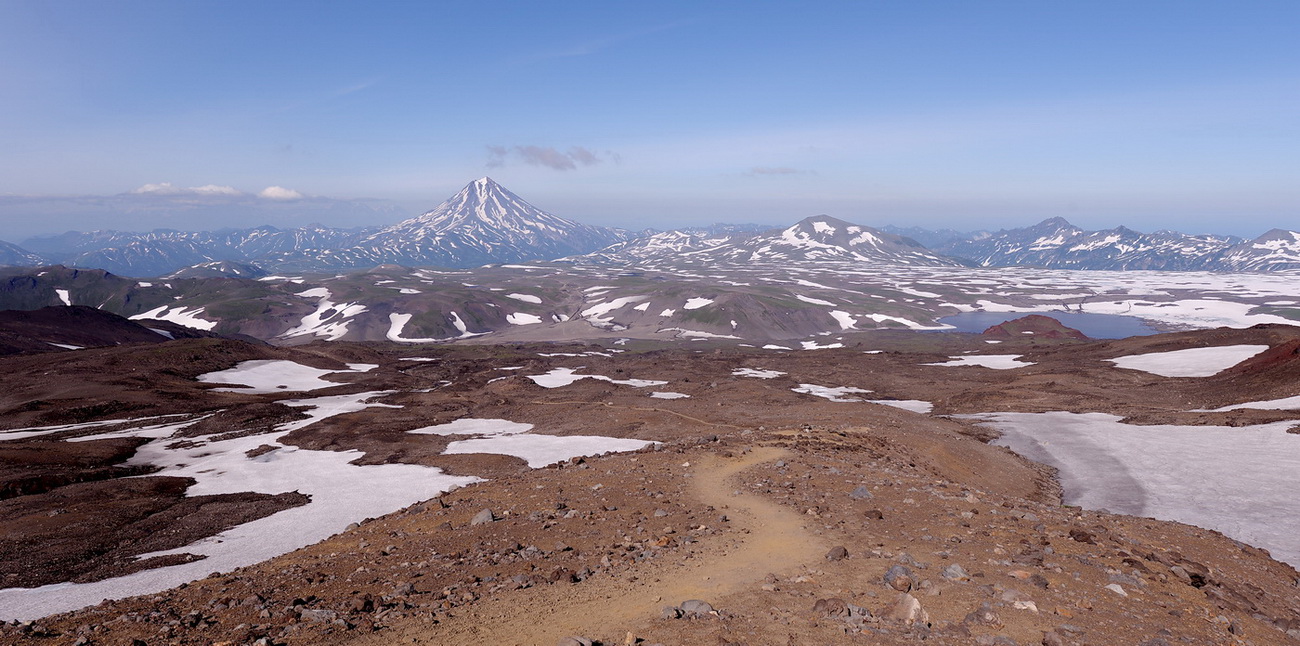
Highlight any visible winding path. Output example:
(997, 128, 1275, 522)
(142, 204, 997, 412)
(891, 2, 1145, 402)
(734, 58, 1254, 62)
(346, 445, 824, 645)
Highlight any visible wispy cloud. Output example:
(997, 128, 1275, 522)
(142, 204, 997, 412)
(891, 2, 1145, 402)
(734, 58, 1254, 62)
(130, 183, 242, 196)
(486, 145, 617, 171)
(744, 167, 810, 177)
(517, 19, 698, 63)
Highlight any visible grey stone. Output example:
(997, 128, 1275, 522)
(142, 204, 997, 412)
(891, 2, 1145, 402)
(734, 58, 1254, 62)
(470, 509, 495, 525)
(941, 563, 970, 581)
(849, 485, 874, 500)
(556, 638, 593, 646)
(884, 564, 915, 592)
(680, 599, 714, 616)
(825, 545, 849, 561)
(299, 608, 337, 623)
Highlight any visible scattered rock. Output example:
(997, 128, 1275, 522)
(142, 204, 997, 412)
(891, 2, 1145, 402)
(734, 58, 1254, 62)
(964, 602, 1002, 627)
(941, 563, 970, 581)
(680, 599, 715, 617)
(813, 597, 849, 617)
(470, 509, 496, 525)
(888, 593, 929, 626)
(557, 637, 593, 646)
(884, 564, 915, 592)
(1104, 583, 1127, 597)
(825, 545, 849, 561)
(864, 509, 884, 520)
(1069, 528, 1096, 544)
(849, 485, 873, 500)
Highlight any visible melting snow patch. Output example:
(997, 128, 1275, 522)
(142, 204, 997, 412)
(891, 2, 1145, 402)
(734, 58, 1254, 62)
(386, 313, 444, 343)
(926, 355, 1032, 369)
(796, 294, 836, 306)
(506, 313, 543, 325)
(793, 384, 872, 402)
(830, 311, 857, 330)
(528, 367, 666, 389)
(660, 327, 741, 340)
(444, 434, 655, 469)
(1107, 345, 1269, 377)
(198, 360, 369, 393)
(733, 368, 786, 379)
(507, 293, 542, 304)
(968, 411, 1300, 567)
(54, 289, 71, 306)
(408, 418, 533, 436)
(870, 400, 934, 413)
(130, 306, 217, 331)
(0, 392, 480, 621)
(281, 294, 366, 341)
(801, 340, 844, 350)
(683, 297, 714, 310)
(47, 342, 82, 350)
(1196, 394, 1300, 412)
(295, 287, 331, 299)
(660, 308, 676, 317)
(650, 391, 690, 399)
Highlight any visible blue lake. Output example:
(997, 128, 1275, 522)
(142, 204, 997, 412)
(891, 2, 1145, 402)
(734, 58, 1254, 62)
(936, 311, 1159, 339)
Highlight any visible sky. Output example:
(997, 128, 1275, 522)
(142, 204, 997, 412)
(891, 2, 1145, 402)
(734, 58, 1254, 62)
(0, 0, 1297, 241)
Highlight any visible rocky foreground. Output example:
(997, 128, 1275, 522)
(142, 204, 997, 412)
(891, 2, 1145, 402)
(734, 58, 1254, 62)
(0, 323, 1298, 645)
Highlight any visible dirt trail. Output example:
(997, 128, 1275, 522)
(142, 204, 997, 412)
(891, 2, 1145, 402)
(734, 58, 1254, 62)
(346, 445, 825, 646)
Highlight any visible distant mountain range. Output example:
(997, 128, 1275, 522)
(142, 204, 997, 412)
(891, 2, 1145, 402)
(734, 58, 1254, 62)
(1, 178, 1297, 276)
(923, 217, 1300, 271)
(570, 214, 961, 268)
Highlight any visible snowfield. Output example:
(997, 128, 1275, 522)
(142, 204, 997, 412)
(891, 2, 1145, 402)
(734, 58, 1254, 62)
(968, 411, 1300, 567)
(197, 360, 375, 393)
(1106, 345, 1269, 377)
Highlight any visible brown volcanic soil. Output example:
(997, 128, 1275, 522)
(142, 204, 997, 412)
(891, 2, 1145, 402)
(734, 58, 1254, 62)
(0, 327, 1299, 643)
(982, 314, 1088, 340)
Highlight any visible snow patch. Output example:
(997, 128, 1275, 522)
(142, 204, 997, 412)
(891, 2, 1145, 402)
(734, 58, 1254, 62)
(129, 306, 217, 331)
(925, 355, 1032, 369)
(793, 383, 872, 402)
(1107, 345, 1269, 377)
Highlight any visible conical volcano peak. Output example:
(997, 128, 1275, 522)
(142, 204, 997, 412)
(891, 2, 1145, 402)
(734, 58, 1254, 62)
(354, 178, 629, 267)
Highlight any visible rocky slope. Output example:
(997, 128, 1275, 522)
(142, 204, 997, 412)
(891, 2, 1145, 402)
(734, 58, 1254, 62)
(0, 321, 1298, 644)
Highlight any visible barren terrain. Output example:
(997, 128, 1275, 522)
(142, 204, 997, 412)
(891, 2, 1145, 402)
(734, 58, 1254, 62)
(0, 320, 1298, 644)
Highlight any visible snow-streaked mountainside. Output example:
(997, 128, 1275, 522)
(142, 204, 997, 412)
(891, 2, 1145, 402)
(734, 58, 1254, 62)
(930, 217, 1300, 271)
(273, 178, 630, 271)
(5, 179, 628, 276)
(17, 226, 375, 277)
(1218, 229, 1300, 271)
(0, 241, 45, 267)
(570, 215, 963, 268)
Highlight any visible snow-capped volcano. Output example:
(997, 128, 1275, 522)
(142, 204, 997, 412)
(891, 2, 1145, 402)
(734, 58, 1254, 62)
(394, 177, 580, 238)
(296, 177, 629, 269)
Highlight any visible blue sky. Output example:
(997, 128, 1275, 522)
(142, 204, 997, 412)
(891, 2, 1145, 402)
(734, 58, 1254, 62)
(1, 1, 1296, 240)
